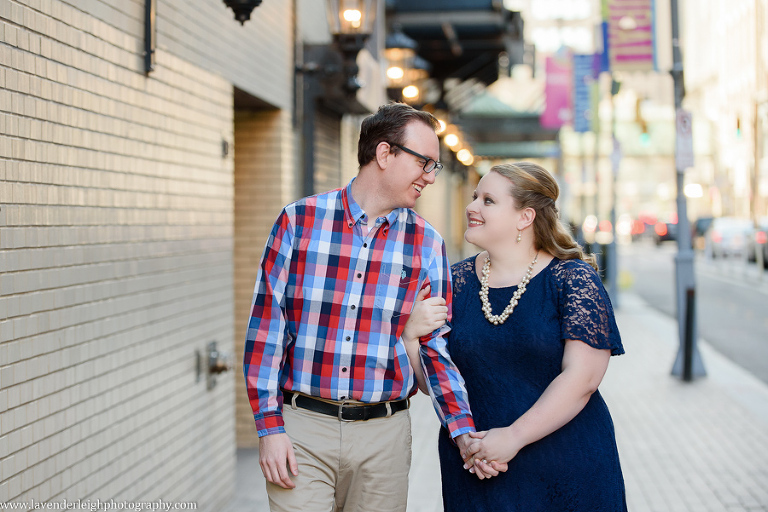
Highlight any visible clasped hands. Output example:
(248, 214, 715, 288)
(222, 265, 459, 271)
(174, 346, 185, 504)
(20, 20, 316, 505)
(404, 287, 518, 480)
(456, 428, 520, 480)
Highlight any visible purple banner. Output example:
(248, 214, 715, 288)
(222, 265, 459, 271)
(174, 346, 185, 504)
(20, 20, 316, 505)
(607, 0, 656, 71)
(542, 49, 573, 130)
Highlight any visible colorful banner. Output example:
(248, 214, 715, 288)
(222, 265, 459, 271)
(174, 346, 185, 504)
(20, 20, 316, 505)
(541, 49, 573, 130)
(573, 54, 597, 133)
(599, 21, 610, 73)
(606, 0, 656, 72)
(590, 80, 601, 135)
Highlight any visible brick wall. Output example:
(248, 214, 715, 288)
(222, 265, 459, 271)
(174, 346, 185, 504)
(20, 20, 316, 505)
(233, 108, 297, 448)
(0, 0, 260, 506)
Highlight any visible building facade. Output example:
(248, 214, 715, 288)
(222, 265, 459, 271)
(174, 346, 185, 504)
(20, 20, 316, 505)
(684, 0, 768, 219)
(0, 0, 393, 506)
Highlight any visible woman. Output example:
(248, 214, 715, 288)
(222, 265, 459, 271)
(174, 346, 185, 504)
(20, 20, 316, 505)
(405, 162, 627, 511)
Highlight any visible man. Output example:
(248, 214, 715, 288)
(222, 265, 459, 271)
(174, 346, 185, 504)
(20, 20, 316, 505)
(244, 103, 480, 512)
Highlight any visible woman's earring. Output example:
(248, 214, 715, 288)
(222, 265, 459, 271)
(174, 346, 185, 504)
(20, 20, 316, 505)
(516, 231, 522, 243)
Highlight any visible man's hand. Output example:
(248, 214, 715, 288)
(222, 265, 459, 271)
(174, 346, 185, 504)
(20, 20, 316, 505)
(259, 433, 298, 489)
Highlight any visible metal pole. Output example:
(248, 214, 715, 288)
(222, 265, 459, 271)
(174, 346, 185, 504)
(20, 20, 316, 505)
(607, 79, 619, 309)
(754, 0, 765, 281)
(144, 0, 156, 74)
(670, 0, 706, 379)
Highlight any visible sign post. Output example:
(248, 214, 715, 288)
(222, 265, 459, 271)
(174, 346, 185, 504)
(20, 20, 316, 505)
(669, 1, 705, 380)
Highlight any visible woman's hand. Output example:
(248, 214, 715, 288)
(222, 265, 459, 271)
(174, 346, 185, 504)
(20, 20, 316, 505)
(456, 434, 504, 480)
(402, 285, 448, 343)
(465, 342, 611, 474)
(464, 428, 522, 468)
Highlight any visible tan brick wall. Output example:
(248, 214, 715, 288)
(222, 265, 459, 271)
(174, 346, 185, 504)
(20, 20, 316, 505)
(0, 0, 261, 507)
(233, 109, 297, 448)
(159, 0, 294, 110)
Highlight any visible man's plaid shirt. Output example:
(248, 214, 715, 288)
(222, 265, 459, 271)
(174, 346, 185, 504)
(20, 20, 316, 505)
(244, 180, 475, 438)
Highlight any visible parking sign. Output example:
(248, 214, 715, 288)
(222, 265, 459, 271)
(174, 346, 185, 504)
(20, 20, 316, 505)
(676, 109, 694, 171)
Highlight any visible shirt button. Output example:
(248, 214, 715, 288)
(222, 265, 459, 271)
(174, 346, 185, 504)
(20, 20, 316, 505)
(341, 396, 347, 400)
(350, 305, 356, 310)
(346, 336, 351, 341)
(342, 367, 348, 372)
(357, 273, 362, 278)
(363, 243, 368, 248)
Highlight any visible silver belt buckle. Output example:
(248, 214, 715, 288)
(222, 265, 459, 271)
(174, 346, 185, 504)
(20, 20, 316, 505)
(338, 399, 355, 422)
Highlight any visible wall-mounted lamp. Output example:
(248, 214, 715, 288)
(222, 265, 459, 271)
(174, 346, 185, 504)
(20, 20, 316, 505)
(223, 0, 263, 25)
(322, 0, 379, 93)
(457, 148, 475, 166)
(444, 132, 460, 148)
(326, 0, 378, 35)
(385, 29, 417, 89)
(296, 0, 378, 198)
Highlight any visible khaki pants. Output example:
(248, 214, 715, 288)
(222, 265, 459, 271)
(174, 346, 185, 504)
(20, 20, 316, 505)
(266, 403, 412, 512)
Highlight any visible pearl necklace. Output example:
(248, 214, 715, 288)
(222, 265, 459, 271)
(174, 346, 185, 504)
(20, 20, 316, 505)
(479, 252, 539, 325)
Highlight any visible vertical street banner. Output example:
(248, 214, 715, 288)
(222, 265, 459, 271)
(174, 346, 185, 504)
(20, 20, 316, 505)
(606, 0, 656, 72)
(590, 80, 601, 135)
(599, 0, 611, 73)
(542, 48, 573, 130)
(573, 54, 597, 133)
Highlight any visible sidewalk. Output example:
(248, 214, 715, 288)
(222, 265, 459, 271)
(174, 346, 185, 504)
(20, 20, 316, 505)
(224, 292, 768, 512)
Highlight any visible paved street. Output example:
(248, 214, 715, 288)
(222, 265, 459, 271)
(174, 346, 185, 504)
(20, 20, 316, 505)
(225, 291, 768, 512)
(623, 241, 768, 384)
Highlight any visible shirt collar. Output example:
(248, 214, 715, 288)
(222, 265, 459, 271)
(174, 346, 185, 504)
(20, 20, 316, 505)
(342, 178, 402, 228)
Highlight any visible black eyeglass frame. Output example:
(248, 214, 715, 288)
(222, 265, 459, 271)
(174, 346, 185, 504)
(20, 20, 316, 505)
(388, 142, 443, 176)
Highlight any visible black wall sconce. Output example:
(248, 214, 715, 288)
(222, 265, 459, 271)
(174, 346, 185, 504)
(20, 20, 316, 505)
(324, 0, 378, 93)
(296, 0, 378, 197)
(223, 0, 263, 25)
(297, 0, 379, 98)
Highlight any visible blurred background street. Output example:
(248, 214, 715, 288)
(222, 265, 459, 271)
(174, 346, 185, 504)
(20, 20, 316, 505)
(622, 240, 768, 384)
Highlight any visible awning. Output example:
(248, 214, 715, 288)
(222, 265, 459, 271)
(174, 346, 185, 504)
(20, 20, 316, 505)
(386, 0, 524, 85)
(455, 92, 560, 159)
(471, 141, 561, 159)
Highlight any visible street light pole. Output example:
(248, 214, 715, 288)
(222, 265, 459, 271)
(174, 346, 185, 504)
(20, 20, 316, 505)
(670, 0, 705, 380)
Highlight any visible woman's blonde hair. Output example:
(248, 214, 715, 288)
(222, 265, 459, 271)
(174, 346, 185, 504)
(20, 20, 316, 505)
(490, 162, 598, 271)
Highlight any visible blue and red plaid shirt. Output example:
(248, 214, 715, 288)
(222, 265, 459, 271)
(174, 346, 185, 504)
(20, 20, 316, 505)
(244, 179, 475, 438)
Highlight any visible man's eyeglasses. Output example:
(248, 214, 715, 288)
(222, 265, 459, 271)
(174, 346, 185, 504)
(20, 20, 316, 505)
(388, 142, 443, 176)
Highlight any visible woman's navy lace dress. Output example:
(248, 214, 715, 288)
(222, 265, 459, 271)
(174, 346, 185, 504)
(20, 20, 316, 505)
(439, 256, 627, 512)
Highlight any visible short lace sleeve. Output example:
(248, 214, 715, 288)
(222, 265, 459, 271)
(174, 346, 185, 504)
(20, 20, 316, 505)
(554, 260, 624, 356)
(451, 257, 476, 297)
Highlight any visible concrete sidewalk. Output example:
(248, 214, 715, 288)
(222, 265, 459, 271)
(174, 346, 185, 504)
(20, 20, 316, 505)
(225, 292, 768, 512)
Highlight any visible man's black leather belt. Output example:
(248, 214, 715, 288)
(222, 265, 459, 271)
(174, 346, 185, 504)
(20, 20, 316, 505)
(283, 390, 409, 421)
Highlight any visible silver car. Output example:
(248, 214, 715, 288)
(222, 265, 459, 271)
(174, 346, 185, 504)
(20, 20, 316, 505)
(705, 217, 754, 259)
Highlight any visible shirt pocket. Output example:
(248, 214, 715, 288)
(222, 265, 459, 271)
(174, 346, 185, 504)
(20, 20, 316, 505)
(375, 261, 419, 325)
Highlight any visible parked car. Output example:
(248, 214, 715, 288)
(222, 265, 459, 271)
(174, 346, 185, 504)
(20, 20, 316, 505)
(653, 217, 678, 245)
(746, 216, 768, 267)
(691, 216, 714, 251)
(705, 217, 754, 259)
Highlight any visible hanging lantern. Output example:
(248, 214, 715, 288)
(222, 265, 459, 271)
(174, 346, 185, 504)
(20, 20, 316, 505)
(385, 29, 417, 88)
(325, 0, 378, 36)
